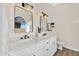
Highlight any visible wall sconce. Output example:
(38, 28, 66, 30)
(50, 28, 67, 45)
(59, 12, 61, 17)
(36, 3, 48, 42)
(42, 12, 48, 17)
(42, 12, 48, 19)
(22, 3, 33, 9)
(22, 3, 25, 7)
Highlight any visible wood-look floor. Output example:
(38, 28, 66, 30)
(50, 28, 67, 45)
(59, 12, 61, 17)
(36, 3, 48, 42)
(54, 48, 79, 56)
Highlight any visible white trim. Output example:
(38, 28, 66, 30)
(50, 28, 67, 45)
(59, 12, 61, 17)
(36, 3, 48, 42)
(2, 4, 8, 56)
(64, 45, 79, 52)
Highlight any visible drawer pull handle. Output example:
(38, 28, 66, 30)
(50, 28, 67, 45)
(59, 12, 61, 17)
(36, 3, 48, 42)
(46, 42, 48, 44)
(46, 49, 49, 51)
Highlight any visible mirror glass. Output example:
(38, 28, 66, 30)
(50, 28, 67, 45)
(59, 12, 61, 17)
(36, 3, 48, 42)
(14, 6, 33, 33)
(40, 15, 48, 32)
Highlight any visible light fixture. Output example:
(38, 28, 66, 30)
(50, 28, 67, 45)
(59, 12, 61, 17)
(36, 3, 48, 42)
(42, 12, 48, 19)
(22, 3, 33, 9)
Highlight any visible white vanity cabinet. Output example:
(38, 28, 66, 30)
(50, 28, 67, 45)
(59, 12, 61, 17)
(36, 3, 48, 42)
(33, 37, 57, 56)
(9, 48, 33, 56)
(9, 35, 57, 56)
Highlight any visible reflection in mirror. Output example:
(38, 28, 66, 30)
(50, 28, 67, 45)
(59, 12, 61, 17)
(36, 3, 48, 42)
(15, 16, 26, 32)
(40, 12, 48, 32)
(14, 6, 33, 33)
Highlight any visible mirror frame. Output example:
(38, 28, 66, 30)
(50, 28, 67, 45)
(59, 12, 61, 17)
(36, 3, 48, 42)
(14, 5, 33, 33)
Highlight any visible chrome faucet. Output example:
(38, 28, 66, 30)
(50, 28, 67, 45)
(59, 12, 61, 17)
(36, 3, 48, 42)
(24, 35, 27, 39)
(20, 35, 29, 40)
(24, 35, 29, 39)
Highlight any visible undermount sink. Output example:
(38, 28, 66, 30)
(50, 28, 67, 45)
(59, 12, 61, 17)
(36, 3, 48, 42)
(19, 38, 32, 42)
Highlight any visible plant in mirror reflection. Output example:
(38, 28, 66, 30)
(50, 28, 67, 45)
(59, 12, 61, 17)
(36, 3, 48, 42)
(37, 27, 41, 33)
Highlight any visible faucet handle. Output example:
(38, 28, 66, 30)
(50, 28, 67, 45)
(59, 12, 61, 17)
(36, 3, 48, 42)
(27, 36, 29, 38)
(24, 35, 27, 39)
(20, 37, 23, 40)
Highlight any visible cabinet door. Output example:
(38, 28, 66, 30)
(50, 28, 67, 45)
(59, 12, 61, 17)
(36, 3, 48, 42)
(9, 46, 34, 56)
(48, 40, 57, 55)
(9, 50, 33, 56)
(35, 41, 48, 51)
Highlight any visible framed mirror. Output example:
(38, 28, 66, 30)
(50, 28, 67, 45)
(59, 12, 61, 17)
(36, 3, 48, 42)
(14, 6, 33, 33)
(40, 12, 48, 32)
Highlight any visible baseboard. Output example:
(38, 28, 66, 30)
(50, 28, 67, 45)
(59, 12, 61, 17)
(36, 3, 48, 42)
(64, 45, 79, 52)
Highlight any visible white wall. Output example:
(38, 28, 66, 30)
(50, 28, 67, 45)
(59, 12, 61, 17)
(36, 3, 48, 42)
(0, 4, 8, 55)
(31, 3, 54, 32)
(53, 3, 79, 51)
(0, 4, 3, 55)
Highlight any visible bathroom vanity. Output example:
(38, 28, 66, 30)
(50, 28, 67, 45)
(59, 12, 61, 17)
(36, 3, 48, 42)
(7, 3, 57, 56)
(8, 32, 57, 56)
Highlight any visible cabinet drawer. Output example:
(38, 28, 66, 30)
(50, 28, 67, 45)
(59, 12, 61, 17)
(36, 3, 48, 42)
(35, 41, 49, 50)
(33, 47, 50, 56)
(9, 46, 35, 56)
